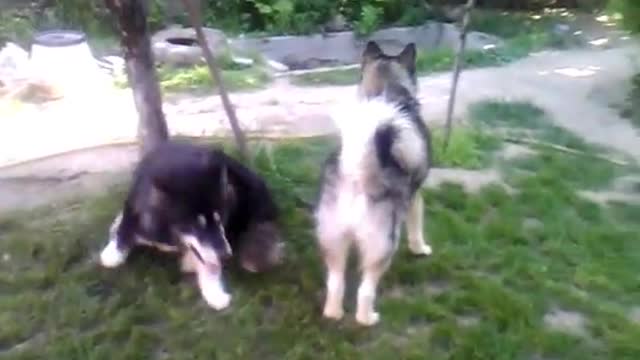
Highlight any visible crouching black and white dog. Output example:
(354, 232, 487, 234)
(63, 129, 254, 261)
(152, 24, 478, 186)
(99, 141, 284, 310)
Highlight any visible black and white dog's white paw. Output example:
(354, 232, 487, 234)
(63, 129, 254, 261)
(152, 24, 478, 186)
(99, 239, 129, 268)
(408, 242, 432, 256)
(197, 265, 232, 310)
(99, 212, 129, 268)
(202, 287, 232, 310)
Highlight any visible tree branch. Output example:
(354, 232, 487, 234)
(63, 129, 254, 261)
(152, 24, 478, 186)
(104, 0, 169, 155)
(442, 0, 475, 152)
(180, 0, 248, 161)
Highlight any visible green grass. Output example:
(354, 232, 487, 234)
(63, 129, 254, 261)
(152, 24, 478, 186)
(115, 54, 271, 94)
(468, 100, 636, 187)
(2, 102, 640, 359)
(469, 100, 596, 152)
(158, 65, 270, 94)
(431, 127, 502, 169)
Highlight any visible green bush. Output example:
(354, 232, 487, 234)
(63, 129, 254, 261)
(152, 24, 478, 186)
(0, 0, 170, 44)
(0, 0, 626, 43)
(254, 0, 333, 35)
(50, 0, 113, 35)
(0, 9, 36, 46)
(201, 0, 333, 35)
(200, 0, 433, 35)
(354, 4, 382, 36)
(608, 0, 640, 33)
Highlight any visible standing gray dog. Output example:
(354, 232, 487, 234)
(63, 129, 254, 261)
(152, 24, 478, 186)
(314, 41, 432, 326)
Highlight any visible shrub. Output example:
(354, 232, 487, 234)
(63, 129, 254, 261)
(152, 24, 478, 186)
(608, 0, 640, 33)
(0, 0, 624, 43)
(0, 9, 36, 46)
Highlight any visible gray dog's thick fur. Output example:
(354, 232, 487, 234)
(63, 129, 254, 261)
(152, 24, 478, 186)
(314, 41, 432, 326)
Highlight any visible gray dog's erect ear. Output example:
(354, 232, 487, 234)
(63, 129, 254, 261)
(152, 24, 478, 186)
(396, 43, 417, 73)
(362, 41, 383, 64)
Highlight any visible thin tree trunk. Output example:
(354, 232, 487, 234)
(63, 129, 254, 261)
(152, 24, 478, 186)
(181, 0, 248, 160)
(104, 0, 169, 155)
(442, 0, 475, 152)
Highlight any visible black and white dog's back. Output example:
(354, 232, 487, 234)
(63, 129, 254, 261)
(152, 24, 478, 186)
(100, 141, 284, 310)
(315, 41, 432, 326)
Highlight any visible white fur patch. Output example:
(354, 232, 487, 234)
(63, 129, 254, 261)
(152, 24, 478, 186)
(323, 270, 346, 320)
(330, 97, 425, 175)
(100, 240, 128, 268)
(180, 250, 198, 273)
(108, 212, 123, 239)
(213, 211, 232, 256)
(180, 233, 220, 268)
(390, 119, 426, 171)
(356, 276, 381, 326)
(196, 262, 231, 310)
(331, 98, 396, 172)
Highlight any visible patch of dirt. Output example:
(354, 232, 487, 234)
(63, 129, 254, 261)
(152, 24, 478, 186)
(629, 307, 640, 324)
(500, 143, 538, 160)
(358, 319, 432, 349)
(0, 172, 128, 216)
(424, 280, 451, 296)
(0, 333, 47, 356)
(456, 314, 480, 327)
(388, 280, 451, 299)
(0, 144, 137, 215)
(543, 309, 589, 337)
(579, 190, 640, 205)
(578, 174, 640, 206)
(404, 322, 432, 337)
(612, 175, 640, 194)
(522, 217, 544, 230)
(388, 286, 407, 300)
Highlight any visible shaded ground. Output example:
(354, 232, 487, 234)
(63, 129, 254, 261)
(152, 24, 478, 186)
(1, 39, 639, 213)
(1, 41, 639, 167)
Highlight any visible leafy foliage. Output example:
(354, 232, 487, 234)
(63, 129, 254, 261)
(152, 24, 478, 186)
(608, 0, 640, 33)
(0, 8, 36, 46)
(0, 0, 626, 41)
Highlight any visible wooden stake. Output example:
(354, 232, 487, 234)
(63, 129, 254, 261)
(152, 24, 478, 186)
(181, 0, 248, 161)
(442, 0, 475, 152)
(104, 0, 169, 155)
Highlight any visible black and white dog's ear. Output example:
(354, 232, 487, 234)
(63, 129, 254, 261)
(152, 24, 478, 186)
(215, 164, 235, 224)
(219, 164, 228, 200)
